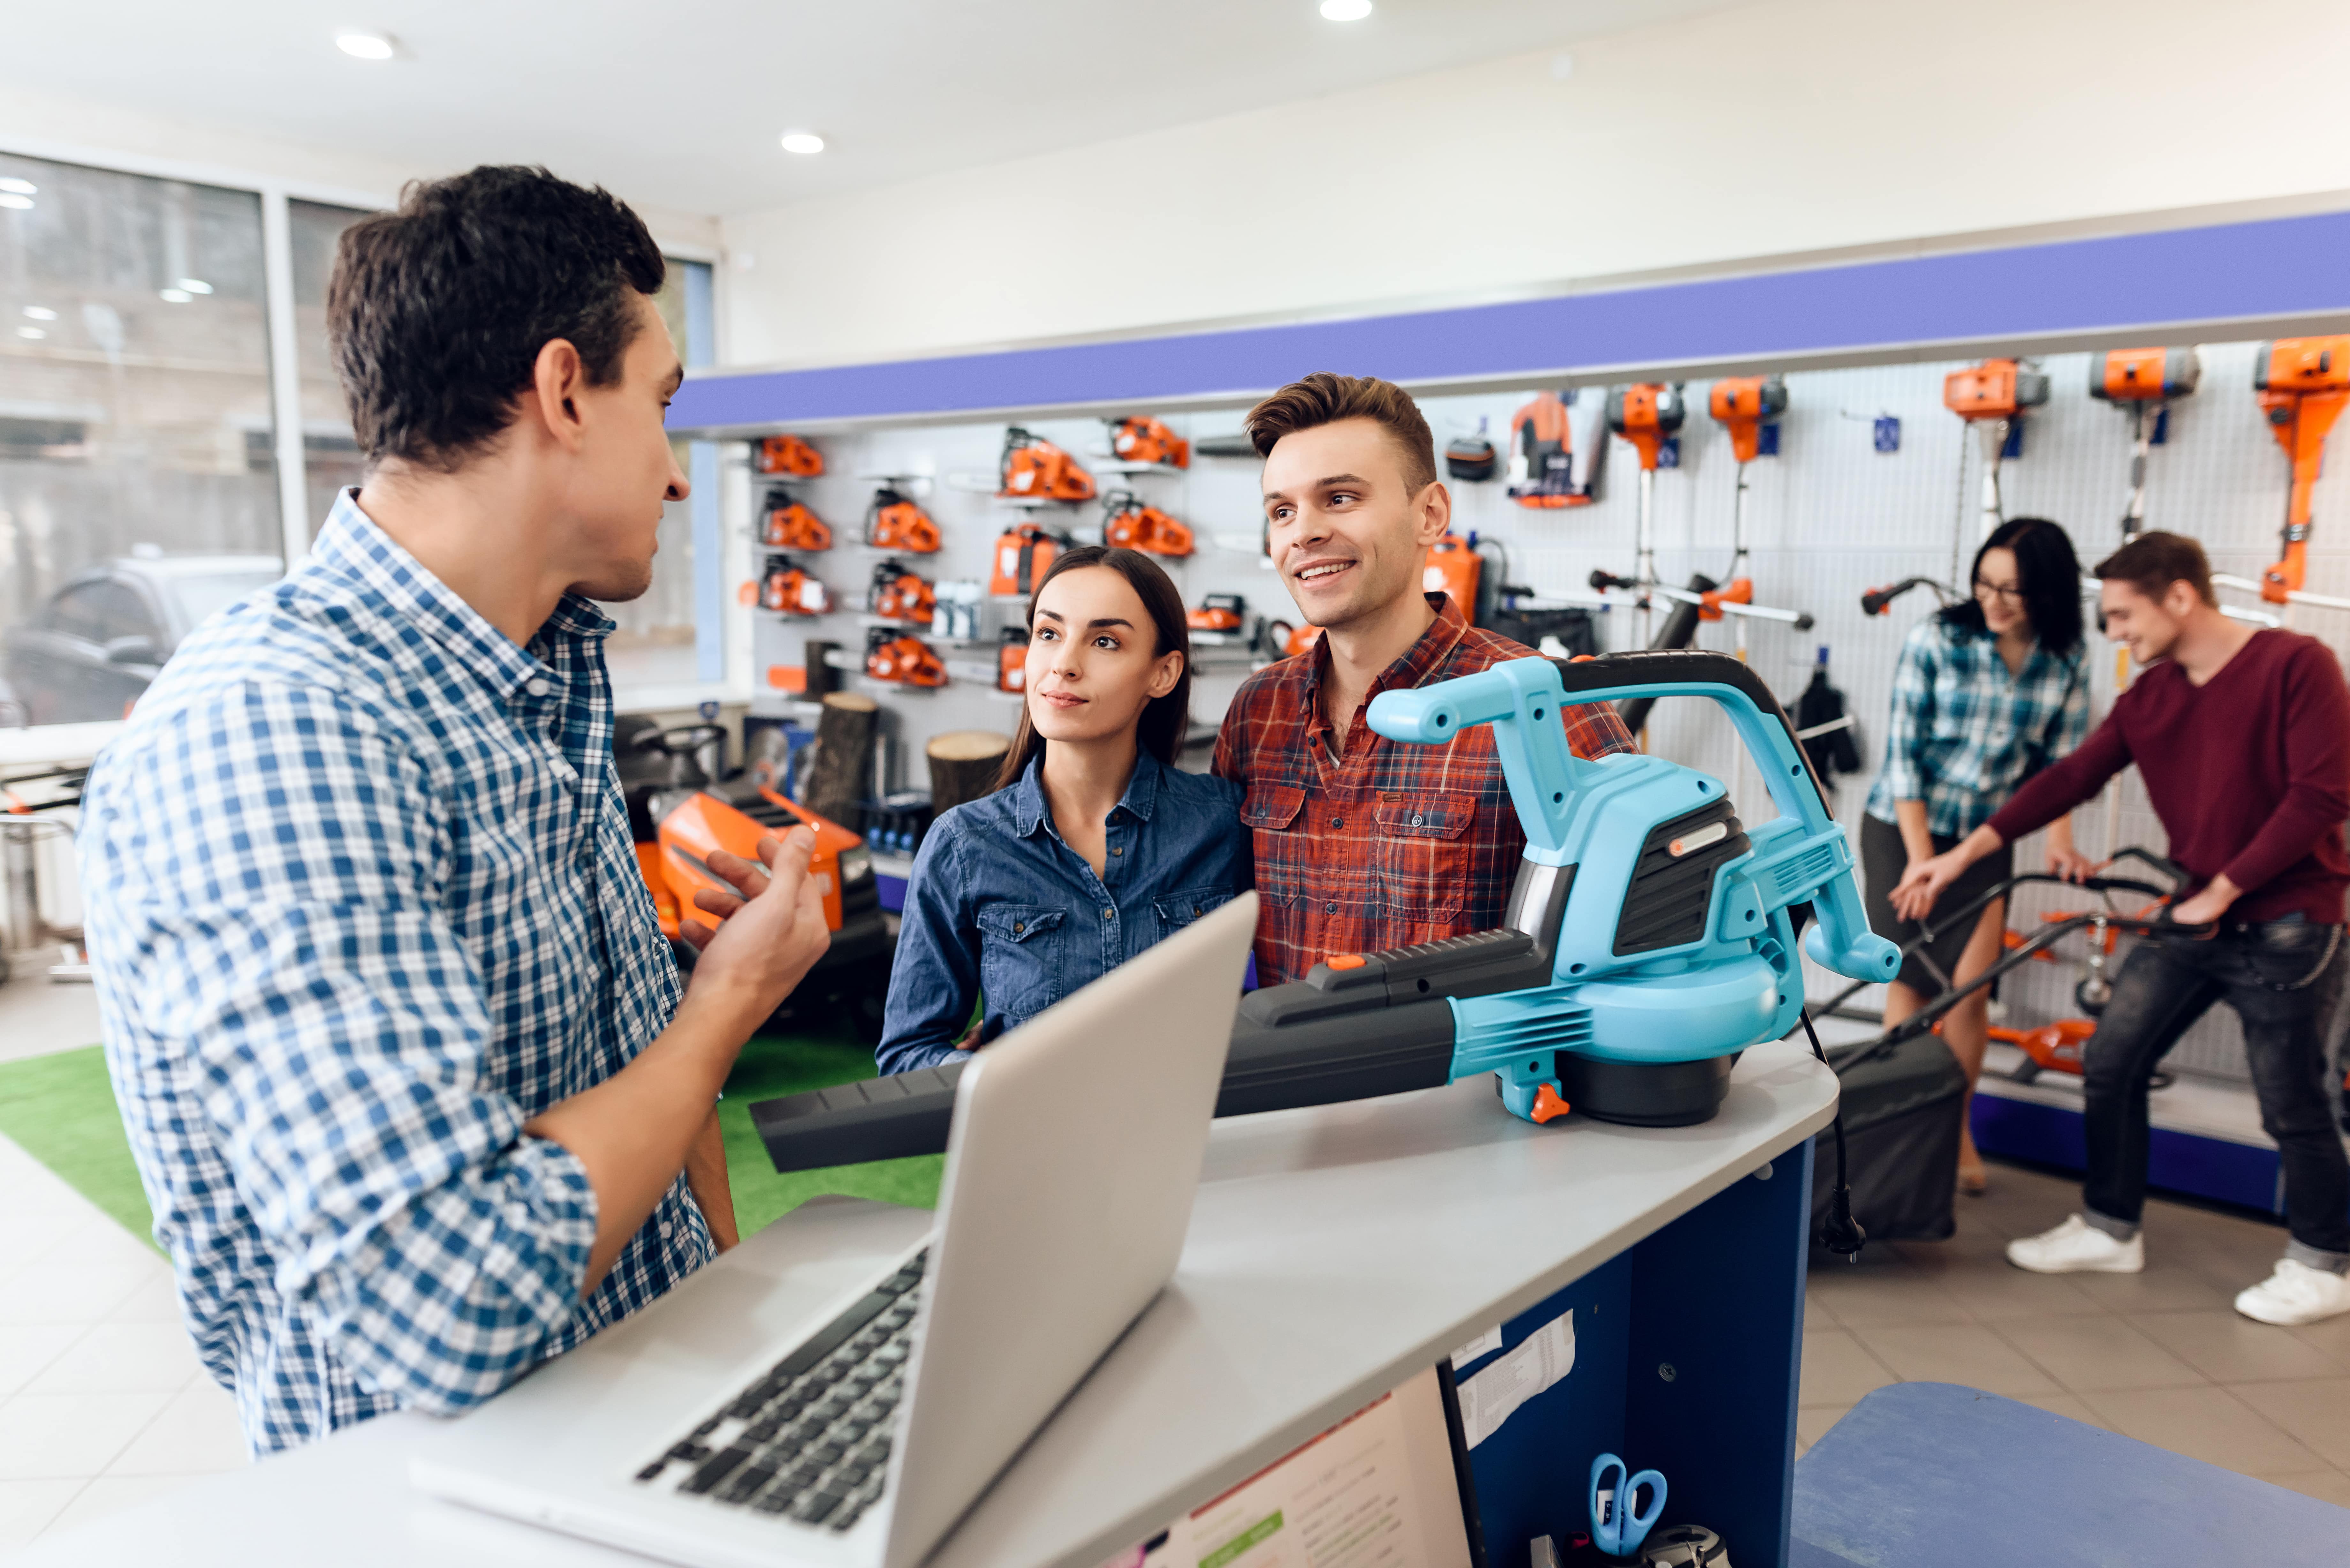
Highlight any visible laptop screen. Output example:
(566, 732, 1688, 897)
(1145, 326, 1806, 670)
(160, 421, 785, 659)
(1098, 1363, 1482, 1568)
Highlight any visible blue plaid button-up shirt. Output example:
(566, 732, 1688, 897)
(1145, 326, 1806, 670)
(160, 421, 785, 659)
(80, 492, 711, 1456)
(1864, 614, 2091, 840)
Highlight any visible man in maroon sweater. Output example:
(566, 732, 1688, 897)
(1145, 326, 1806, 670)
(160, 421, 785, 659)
(1897, 532, 2350, 1325)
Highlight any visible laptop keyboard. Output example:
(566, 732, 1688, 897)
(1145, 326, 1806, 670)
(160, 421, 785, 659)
(634, 1250, 928, 1531)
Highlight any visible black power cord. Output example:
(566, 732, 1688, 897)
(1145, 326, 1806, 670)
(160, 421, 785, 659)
(1798, 1007, 1866, 1261)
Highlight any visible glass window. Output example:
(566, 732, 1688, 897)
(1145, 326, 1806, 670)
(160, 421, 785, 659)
(287, 199, 374, 530)
(0, 151, 281, 729)
(605, 257, 717, 695)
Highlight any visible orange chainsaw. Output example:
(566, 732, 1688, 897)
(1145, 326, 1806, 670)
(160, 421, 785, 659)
(865, 488, 942, 554)
(1101, 490, 1195, 556)
(613, 718, 891, 1039)
(753, 434, 824, 478)
(1108, 415, 1190, 468)
(867, 560, 937, 625)
(990, 521, 1071, 597)
(749, 554, 832, 617)
(999, 427, 1096, 501)
(760, 490, 833, 551)
(1187, 593, 1247, 633)
(2254, 335, 2350, 601)
(865, 627, 948, 687)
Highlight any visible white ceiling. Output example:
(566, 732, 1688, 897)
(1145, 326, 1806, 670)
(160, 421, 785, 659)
(6, 0, 1744, 216)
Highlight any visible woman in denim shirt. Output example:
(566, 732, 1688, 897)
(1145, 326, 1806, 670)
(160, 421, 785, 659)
(877, 546, 1251, 1074)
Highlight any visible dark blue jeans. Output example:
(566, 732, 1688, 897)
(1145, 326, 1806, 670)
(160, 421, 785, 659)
(2083, 919, 2350, 1259)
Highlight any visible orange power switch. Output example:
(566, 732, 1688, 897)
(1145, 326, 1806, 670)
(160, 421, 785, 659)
(1529, 1084, 1573, 1124)
(1324, 954, 1367, 970)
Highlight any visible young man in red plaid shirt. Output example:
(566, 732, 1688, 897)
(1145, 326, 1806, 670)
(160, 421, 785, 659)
(1213, 373, 1636, 984)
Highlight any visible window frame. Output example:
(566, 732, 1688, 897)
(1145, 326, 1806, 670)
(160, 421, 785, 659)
(0, 134, 741, 740)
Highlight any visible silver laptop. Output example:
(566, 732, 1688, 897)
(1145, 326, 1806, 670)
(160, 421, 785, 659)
(411, 893, 1258, 1568)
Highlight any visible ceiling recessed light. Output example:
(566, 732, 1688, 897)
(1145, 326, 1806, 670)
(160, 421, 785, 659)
(0, 177, 34, 196)
(1319, 0, 1372, 18)
(176, 278, 214, 295)
(16, 326, 45, 340)
(159, 288, 193, 304)
(779, 131, 826, 156)
(23, 306, 56, 320)
(0, 194, 32, 211)
(336, 32, 396, 60)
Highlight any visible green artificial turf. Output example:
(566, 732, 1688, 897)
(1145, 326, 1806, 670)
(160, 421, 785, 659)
(0, 1043, 161, 1250)
(716, 1031, 943, 1233)
(0, 1033, 936, 1255)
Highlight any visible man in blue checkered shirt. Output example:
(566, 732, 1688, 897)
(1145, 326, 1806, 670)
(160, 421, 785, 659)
(79, 168, 831, 1455)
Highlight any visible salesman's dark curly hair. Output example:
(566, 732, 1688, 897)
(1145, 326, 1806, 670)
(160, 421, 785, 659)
(327, 165, 665, 471)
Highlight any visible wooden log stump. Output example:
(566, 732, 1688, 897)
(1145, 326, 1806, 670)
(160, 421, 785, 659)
(803, 693, 878, 828)
(927, 730, 1014, 815)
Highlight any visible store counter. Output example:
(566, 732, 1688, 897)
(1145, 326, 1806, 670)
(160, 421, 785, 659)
(13, 1038, 1836, 1568)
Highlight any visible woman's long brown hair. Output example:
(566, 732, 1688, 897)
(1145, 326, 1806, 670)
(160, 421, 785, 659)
(991, 545, 1194, 792)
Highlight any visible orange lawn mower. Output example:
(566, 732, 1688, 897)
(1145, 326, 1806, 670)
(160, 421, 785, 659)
(1815, 849, 2208, 1095)
(613, 719, 892, 1040)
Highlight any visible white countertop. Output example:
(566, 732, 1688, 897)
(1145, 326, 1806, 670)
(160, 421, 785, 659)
(6, 1038, 1837, 1568)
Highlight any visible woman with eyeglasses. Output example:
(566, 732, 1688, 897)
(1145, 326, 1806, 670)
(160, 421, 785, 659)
(1861, 516, 2092, 1195)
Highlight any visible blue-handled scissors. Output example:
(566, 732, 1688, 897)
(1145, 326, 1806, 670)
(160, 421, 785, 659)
(1589, 1452, 1667, 1558)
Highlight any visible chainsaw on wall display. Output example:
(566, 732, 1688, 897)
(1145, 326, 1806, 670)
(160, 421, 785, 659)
(864, 627, 948, 688)
(750, 555, 831, 617)
(1101, 490, 1195, 556)
(1107, 415, 1190, 469)
(866, 561, 937, 625)
(760, 490, 834, 552)
(864, 488, 942, 554)
(753, 434, 824, 479)
(746, 650, 1899, 1172)
(999, 427, 1097, 501)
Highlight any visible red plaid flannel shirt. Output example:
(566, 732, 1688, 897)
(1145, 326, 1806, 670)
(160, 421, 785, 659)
(1213, 593, 1636, 985)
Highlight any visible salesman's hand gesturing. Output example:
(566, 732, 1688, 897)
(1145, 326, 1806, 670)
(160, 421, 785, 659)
(676, 827, 831, 1037)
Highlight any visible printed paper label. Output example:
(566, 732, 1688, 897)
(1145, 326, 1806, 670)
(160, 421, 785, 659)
(1456, 1311, 1574, 1449)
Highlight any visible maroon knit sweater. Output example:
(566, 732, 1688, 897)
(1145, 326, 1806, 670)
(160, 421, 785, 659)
(1987, 629, 2350, 924)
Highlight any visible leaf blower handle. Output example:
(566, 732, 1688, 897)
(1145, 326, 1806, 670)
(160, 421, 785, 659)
(1373, 652, 1898, 984)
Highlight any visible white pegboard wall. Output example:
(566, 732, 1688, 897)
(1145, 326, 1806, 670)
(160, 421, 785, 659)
(739, 341, 2350, 1083)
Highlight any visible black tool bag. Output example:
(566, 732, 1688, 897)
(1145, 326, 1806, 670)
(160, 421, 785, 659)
(1812, 1031, 1967, 1248)
(1445, 435, 1497, 481)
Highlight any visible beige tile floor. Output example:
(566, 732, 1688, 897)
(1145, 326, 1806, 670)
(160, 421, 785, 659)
(0, 1130, 247, 1551)
(1800, 1161, 2350, 1510)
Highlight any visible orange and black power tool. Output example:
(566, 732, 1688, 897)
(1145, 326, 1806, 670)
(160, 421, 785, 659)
(2254, 336, 2350, 601)
(865, 488, 943, 554)
(999, 427, 1097, 502)
(1101, 490, 1196, 557)
(753, 434, 824, 478)
(760, 489, 833, 551)
(1507, 390, 1593, 509)
(612, 718, 891, 1040)
(990, 522, 1072, 597)
(2090, 347, 2200, 541)
(752, 554, 832, 617)
(1187, 593, 1247, 633)
(867, 560, 937, 625)
(997, 626, 1029, 693)
(865, 626, 948, 688)
(1108, 415, 1190, 469)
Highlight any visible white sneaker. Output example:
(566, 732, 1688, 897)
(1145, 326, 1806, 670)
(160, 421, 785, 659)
(2234, 1258, 2350, 1326)
(2006, 1214, 2145, 1274)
